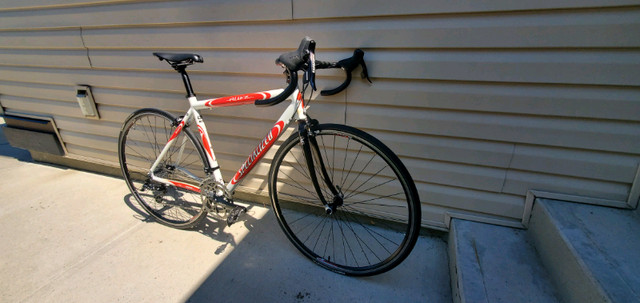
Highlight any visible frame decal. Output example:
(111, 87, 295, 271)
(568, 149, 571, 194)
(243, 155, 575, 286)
(169, 180, 201, 193)
(204, 92, 272, 108)
(230, 120, 285, 185)
(168, 119, 186, 142)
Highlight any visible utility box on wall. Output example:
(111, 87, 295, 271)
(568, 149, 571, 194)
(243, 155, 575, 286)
(76, 85, 99, 119)
(2, 115, 65, 156)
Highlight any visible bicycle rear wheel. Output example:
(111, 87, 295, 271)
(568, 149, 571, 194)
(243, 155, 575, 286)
(118, 108, 209, 229)
(269, 123, 421, 276)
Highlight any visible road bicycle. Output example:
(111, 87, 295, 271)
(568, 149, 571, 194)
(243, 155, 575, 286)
(118, 37, 421, 276)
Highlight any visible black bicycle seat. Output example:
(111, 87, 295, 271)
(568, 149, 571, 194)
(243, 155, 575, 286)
(153, 53, 204, 66)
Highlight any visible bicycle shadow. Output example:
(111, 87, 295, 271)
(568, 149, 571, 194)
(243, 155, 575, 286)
(122, 193, 263, 251)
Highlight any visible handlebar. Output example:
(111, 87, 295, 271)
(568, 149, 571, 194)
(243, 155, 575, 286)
(255, 37, 371, 106)
(254, 71, 298, 106)
(316, 49, 371, 96)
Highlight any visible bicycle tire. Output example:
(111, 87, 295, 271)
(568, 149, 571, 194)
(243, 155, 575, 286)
(268, 123, 421, 276)
(118, 108, 210, 229)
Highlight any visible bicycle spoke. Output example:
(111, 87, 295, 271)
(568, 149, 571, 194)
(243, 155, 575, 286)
(271, 125, 419, 275)
(120, 110, 208, 229)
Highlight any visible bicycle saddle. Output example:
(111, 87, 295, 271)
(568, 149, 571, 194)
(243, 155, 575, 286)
(153, 53, 204, 66)
(276, 36, 315, 71)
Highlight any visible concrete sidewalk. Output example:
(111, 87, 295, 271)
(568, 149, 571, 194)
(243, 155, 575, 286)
(0, 124, 451, 302)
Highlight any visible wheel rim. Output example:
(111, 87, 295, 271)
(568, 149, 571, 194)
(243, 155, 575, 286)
(120, 111, 207, 227)
(271, 127, 417, 274)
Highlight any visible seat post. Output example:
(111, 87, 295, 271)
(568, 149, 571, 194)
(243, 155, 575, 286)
(177, 66, 196, 98)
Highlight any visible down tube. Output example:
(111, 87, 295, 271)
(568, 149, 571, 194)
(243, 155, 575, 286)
(227, 95, 301, 193)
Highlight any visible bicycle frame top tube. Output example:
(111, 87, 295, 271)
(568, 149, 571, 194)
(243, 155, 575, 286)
(191, 89, 286, 109)
(149, 87, 304, 195)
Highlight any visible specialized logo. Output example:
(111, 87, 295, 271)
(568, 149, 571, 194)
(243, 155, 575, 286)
(231, 120, 285, 185)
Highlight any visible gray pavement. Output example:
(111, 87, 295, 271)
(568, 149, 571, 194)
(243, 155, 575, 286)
(0, 120, 451, 302)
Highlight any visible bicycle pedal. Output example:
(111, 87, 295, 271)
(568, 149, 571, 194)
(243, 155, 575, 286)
(226, 205, 247, 226)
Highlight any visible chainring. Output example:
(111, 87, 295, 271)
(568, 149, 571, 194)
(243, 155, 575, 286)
(199, 177, 232, 213)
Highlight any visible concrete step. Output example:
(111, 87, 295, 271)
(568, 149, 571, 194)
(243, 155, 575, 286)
(448, 219, 561, 303)
(528, 198, 640, 303)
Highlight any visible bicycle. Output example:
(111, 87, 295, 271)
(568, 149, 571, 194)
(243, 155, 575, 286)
(118, 37, 421, 276)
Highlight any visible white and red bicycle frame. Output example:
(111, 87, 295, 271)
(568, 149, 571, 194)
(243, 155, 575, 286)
(148, 88, 306, 195)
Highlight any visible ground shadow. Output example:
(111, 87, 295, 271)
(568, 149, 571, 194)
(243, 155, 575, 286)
(0, 122, 33, 162)
(122, 193, 263, 254)
(183, 209, 453, 303)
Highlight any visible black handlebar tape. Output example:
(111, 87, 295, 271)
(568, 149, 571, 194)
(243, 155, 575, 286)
(254, 72, 299, 106)
(320, 71, 351, 96)
(319, 49, 370, 96)
(315, 60, 339, 69)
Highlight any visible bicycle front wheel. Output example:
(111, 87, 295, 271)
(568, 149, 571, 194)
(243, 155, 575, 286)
(269, 123, 421, 276)
(118, 108, 210, 229)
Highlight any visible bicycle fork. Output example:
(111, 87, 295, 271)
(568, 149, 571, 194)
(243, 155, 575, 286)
(297, 118, 343, 214)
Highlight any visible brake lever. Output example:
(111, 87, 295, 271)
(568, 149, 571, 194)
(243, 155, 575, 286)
(360, 58, 372, 83)
(308, 50, 317, 91)
(320, 49, 371, 96)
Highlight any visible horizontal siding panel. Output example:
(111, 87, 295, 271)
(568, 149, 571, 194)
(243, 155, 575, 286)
(294, 0, 640, 18)
(88, 49, 640, 86)
(1, 95, 84, 119)
(198, 115, 292, 143)
(60, 130, 116, 152)
(347, 79, 640, 122)
(366, 49, 640, 86)
(54, 111, 294, 155)
(0, 81, 77, 101)
(91, 87, 344, 122)
(62, 130, 279, 173)
(1, 66, 290, 96)
(369, 130, 514, 168)
(0, 0, 291, 30)
(0, 29, 83, 49)
(404, 157, 506, 192)
(82, 8, 640, 49)
(88, 49, 346, 79)
(63, 135, 521, 223)
(89, 49, 281, 74)
(89, 88, 191, 112)
(55, 116, 121, 138)
(511, 145, 640, 183)
(82, 104, 134, 123)
(503, 170, 630, 201)
(0, 0, 145, 11)
(347, 104, 640, 154)
(0, 49, 90, 68)
(65, 143, 117, 163)
(57, 113, 508, 193)
(0, 69, 346, 123)
(418, 182, 524, 220)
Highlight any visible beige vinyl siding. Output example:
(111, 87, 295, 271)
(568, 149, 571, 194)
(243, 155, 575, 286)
(0, 0, 639, 230)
